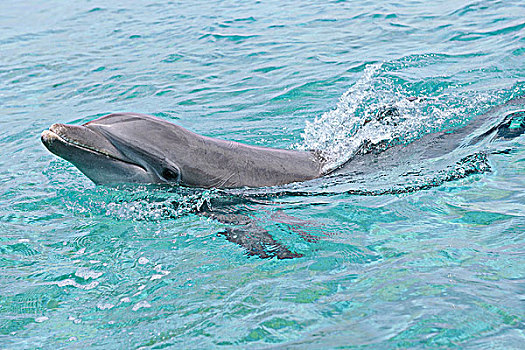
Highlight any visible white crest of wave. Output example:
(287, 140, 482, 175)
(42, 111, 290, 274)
(300, 63, 496, 173)
(301, 63, 385, 173)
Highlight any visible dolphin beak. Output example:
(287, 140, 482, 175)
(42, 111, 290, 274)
(41, 123, 124, 159)
(41, 126, 66, 155)
(41, 129, 57, 146)
(41, 123, 152, 184)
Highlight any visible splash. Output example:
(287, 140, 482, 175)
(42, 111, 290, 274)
(300, 63, 498, 173)
(101, 188, 217, 221)
(60, 186, 219, 221)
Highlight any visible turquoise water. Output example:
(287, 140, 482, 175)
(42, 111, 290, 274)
(1, 0, 524, 348)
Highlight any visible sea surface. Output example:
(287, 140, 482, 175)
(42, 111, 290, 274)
(1, 0, 524, 348)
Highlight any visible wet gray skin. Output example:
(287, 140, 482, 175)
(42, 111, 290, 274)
(41, 113, 325, 188)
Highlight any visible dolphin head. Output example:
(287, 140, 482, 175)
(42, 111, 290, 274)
(41, 113, 185, 185)
(42, 112, 324, 188)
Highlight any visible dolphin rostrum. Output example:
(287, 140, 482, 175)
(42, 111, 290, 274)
(41, 113, 325, 188)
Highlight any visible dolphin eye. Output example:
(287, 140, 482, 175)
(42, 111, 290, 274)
(161, 168, 179, 182)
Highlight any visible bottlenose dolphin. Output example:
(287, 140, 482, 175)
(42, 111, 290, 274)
(40, 99, 524, 259)
(41, 113, 325, 188)
(41, 98, 525, 189)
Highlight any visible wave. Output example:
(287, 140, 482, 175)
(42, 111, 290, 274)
(300, 63, 501, 173)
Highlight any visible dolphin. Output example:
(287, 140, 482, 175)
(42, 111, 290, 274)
(41, 98, 525, 189)
(41, 113, 325, 188)
(40, 99, 525, 259)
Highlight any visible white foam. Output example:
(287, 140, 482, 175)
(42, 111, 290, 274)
(301, 63, 497, 173)
(132, 300, 151, 311)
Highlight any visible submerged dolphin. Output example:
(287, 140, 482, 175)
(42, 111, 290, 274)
(41, 113, 325, 188)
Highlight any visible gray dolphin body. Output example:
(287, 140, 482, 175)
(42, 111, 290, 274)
(41, 113, 325, 188)
(41, 98, 525, 189)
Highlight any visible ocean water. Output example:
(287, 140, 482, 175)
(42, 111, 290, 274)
(1, 0, 524, 348)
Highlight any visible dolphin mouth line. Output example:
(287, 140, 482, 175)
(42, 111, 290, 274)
(43, 129, 148, 172)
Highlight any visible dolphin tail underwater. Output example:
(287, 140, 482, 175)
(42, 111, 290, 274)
(41, 113, 325, 188)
